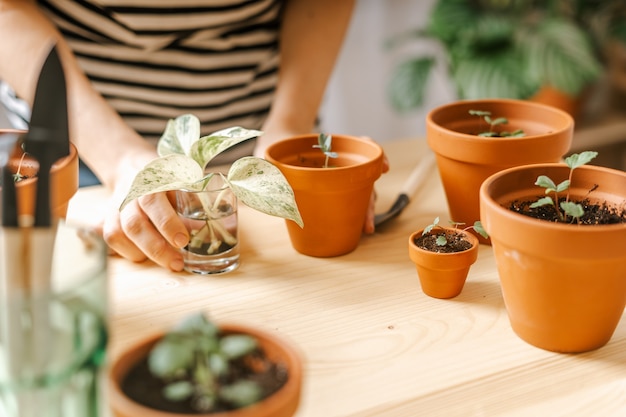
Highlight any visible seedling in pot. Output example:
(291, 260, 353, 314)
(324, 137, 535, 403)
(419, 217, 488, 252)
(144, 312, 286, 413)
(530, 151, 598, 223)
(469, 110, 525, 137)
(312, 133, 338, 168)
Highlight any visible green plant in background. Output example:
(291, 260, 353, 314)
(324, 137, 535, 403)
(148, 313, 264, 412)
(469, 110, 525, 137)
(387, 0, 603, 112)
(423, 216, 488, 247)
(312, 133, 338, 168)
(530, 151, 598, 222)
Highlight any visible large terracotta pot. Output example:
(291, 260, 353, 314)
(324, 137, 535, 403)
(479, 163, 626, 352)
(109, 324, 303, 417)
(408, 227, 479, 299)
(265, 134, 384, 257)
(426, 99, 573, 244)
(1, 129, 79, 219)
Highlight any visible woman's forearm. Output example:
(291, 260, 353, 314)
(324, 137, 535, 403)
(0, 0, 155, 189)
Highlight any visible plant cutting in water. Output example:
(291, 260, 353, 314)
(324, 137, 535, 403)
(120, 114, 303, 255)
(144, 312, 286, 413)
(312, 133, 338, 168)
(417, 217, 488, 253)
(530, 151, 598, 222)
(469, 110, 525, 137)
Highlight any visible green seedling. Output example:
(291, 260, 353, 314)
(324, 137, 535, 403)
(469, 110, 525, 137)
(313, 133, 338, 168)
(148, 312, 264, 412)
(530, 151, 598, 222)
(422, 216, 488, 247)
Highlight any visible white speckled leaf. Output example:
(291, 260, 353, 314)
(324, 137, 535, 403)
(190, 126, 262, 169)
(227, 157, 303, 227)
(157, 114, 200, 158)
(119, 154, 205, 211)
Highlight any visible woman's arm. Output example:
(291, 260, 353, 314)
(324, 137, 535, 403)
(0, 0, 189, 270)
(256, 0, 356, 154)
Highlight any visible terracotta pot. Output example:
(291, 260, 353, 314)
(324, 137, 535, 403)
(529, 85, 586, 120)
(109, 323, 303, 417)
(479, 163, 626, 352)
(1, 129, 79, 219)
(408, 228, 479, 299)
(426, 99, 573, 244)
(265, 134, 384, 257)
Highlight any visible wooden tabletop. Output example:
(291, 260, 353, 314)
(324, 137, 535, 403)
(67, 138, 626, 417)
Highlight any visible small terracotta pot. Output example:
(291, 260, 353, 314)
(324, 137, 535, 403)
(265, 134, 384, 257)
(109, 324, 303, 417)
(480, 163, 626, 352)
(426, 99, 573, 244)
(1, 129, 79, 219)
(408, 228, 479, 299)
(529, 85, 586, 120)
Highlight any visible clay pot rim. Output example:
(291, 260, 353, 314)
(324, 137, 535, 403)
(426, 98, 574, 140)
(408, 227, 479, 256)
(12, 142, 78, 187)
(109, 322, 303, 417)
(480, 162, 626, 234)
(265, 134, 384, 173)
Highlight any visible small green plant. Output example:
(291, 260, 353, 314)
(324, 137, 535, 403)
(469, 110, 525, 137)
(312, 133, 338, 168)
(530, 151, 598, 222)
(147, 313, 267, 412)
(422, 216, 488, 247)
(11, 151, 27, 182)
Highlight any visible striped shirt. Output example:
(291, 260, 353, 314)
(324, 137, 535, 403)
(37, 0, 286, 161)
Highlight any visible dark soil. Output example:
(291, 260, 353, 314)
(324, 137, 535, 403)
(508, 197, 626, 225)
(415, 231, 472, 253)
(122, 348, 288, 414)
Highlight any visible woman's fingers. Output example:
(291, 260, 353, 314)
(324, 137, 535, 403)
(103, 193, 189, 271)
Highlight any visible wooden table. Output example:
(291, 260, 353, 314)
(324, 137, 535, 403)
(67, 138, 626, 417)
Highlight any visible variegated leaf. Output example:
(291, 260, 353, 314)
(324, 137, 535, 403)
(190, 126, 262, 169)
(157, 114, 201, 158)
(119, 154, 206, 211)
(226, 157, 303, 228)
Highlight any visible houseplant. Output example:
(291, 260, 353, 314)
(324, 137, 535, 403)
(1, 128, 78, 219)
(479, 152, 626, 352)
(408, 217, 487, 299)
(109, 312, 302, 417)
(264, 133, 385, 257)
(387, 0, 603, 117)
(426, 98, 573, 244)
(119, 114, 303, 273)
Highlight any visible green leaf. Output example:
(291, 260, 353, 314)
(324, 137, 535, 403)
(530, 196, 554, 208)
(423, 217, 439, 235)
(148, 336, 195, 378)
(565, 151, 598, 170)
(227, 157, 304, 227)
(387, 57, 435, 112)
(534, 175, 557, 192)
(157, 114, 200, 158)
(490, 117, 508, 126)
(555, 180, 570, 193)
(435, 235, 448, 246)
(469, 110, 490, 117)
(209, 353, 229, 377)
(473, 221, 489, 239)
(119, 154, 205, 211)
(190, 126, 262, 169)
(162, 381, 194, 402)
(219, 380, 263, 408)
(174, 312, 219, 337)
(561, 201, 584, 219)
(219, 334, 258, 359)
